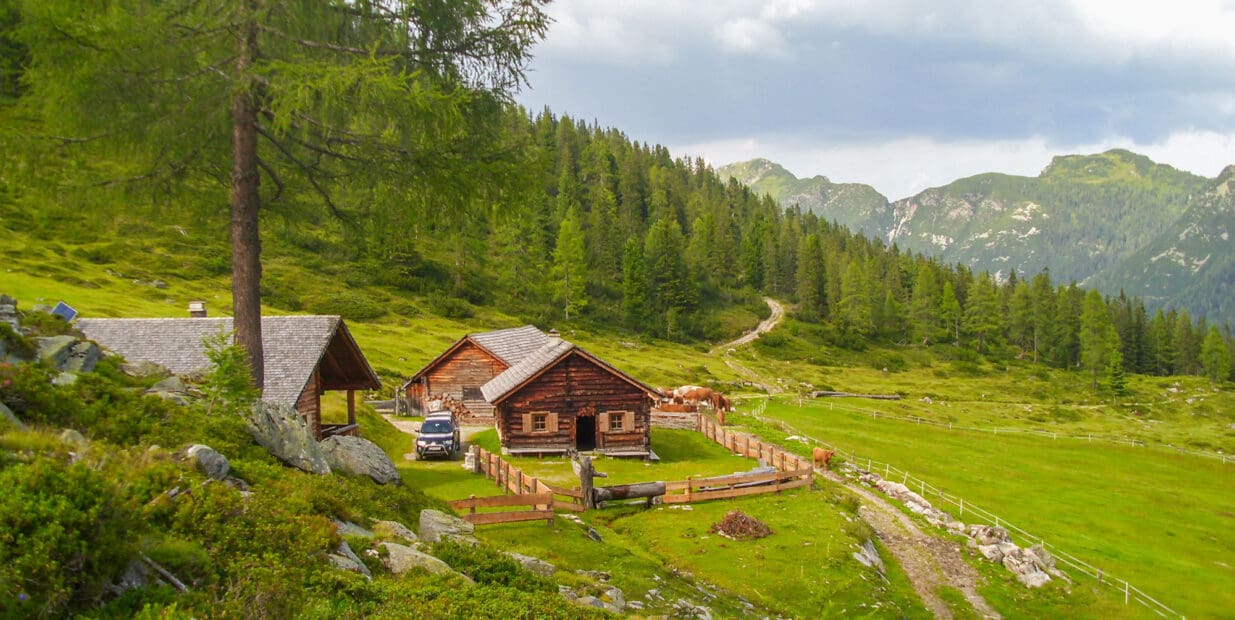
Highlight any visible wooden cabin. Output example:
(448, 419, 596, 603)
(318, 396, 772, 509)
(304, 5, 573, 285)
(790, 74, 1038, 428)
(400, 325, 547, 422)
(78, 314, 381, 440)
(480, 332, 657, 457)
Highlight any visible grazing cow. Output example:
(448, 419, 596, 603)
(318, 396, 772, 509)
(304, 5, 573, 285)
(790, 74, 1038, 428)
(673, 385, 714, 404)
(709, 392, 732, 414)
(812, 447, 834, 470)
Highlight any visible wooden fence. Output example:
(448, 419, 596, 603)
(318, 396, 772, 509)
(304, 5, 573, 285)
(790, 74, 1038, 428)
(663, 467, 812, 503)
(447, 493, 555, 526)
(471, 446, 587, 512)
(699, 414, 813, 472)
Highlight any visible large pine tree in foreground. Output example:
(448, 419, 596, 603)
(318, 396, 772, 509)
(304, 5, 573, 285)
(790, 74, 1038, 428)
(15, 0, 548, 386)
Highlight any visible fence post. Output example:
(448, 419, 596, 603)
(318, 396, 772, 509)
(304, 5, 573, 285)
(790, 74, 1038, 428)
(960, 497, 964, 518)
(920, 480, 925, 496)
(1124, 580, 1129, 604)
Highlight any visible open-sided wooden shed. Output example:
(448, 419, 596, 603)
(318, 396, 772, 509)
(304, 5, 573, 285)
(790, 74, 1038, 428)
(78, 315, 380, 439)
(480, 332, 657, 457)
(399, 325, 547, 421)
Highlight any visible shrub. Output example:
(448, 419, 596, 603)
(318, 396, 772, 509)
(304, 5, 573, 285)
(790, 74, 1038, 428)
(200, 331, 257, 416)
(428, 296, 473, 320)
(306, 291, 386, 321)
(0, 459, 136, 618)
(429, 540, 554, 592)
(0, 323, 36, 359)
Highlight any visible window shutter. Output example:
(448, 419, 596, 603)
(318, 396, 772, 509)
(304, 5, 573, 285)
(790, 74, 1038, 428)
(598, 411, 609, 433)
(548, 412, 559, 433)
(522, 413, 532, 433)
(624, 410, 635, 432)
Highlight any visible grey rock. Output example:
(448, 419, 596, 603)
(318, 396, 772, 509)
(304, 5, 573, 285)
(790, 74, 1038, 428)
(121, 361, 171, 379)
(331, 540, 371, 578)
(0, 400, 24, 431)
(967, 524, 1011, 546)
(372, 520, 418, 543)
(148, 376, 188, 395)
(585, 526, 603, 542)
(575, 596, 605, 609)
(244, 402, 330, 475)
(334, 520, 375, 539)
(52, 372, 77, 387)
(603, 586, 626, 609)
(36, 335, 77, 368)
(321, 435, 401, 485)
(0, 295, 17, 331)
(186, 444, 230, 480)
(60, 429, 87, 448)
(976, 544, 1004, 563)
(1026, 544, 1056, 570)
(63, 341, 99, 373)
(418, 509, 476, 544)
(105, 559, 155, 596)
(626, 601, 645, 610)
(853, 539, 886, 574)
(381, 542, 470, 581)
(505, 551, 555, 576)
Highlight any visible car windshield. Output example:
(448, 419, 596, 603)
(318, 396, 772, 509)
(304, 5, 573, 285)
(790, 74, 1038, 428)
(421, 420, 453, 434)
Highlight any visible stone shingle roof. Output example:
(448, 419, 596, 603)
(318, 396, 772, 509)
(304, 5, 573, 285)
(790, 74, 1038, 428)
(469, 325, 549, 365)
(77, 315, 378, 407)
(480, 338, 574, 403)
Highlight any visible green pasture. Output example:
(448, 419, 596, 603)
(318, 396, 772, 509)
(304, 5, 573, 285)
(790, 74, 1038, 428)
(746, 398, 1235, 619)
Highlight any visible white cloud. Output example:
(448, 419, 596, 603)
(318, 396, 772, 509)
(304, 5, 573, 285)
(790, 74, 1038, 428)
(714, 17, 789, 58)
(675, 131, 1235, 201)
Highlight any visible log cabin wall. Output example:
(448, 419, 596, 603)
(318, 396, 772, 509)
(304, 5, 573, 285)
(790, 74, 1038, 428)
(422, 343, 508, 420)
(296, 367, 323, 438)
(498, 352, 650, 452)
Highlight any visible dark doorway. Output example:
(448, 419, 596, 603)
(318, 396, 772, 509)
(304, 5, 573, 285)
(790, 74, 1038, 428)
(576, 415, 596, 451)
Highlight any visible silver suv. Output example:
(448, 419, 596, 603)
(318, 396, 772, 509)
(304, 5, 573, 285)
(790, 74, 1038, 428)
(416, 411, 461, 460)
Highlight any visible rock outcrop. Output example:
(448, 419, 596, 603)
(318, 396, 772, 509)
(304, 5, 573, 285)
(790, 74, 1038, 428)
(418, 509, 476, 545)
(372, 520, 418, 543)
(244, 402, 330, 475)
(320, 435, 400, 485)
(36, 335, 100, 373)
(381, 542, 470, 581)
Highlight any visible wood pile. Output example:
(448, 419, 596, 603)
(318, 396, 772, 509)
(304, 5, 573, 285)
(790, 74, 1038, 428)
(710, 510, 772, 540)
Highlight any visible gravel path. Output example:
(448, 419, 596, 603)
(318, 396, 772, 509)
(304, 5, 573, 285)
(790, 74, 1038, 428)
(713, 297, 785, 352)
(822, 469, 1001, 619)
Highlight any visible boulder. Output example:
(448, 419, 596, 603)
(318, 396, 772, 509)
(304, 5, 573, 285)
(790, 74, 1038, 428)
(381, 542, 471, 581)
(60, 428, 87, 448)
(1001, 546, 1052, 588)
(852, 539, 886, 574)
(148, 376, 188, 395)
(967, 524, 1010, 546)
(0, 294, 18, 330)
(0, 400, 24, 431)
(36, 335, 77, 368)
(185, 444, 230, 480)
(418, 509, 476, 544)
(244, 402, 331, 475)
(372, 520, 418, 543)
(52, 372, 77, 387)
(329, 540, 371, 578)
(505, 551, 555, 576)
(62, 341, 100, 373)
(321, 435, 401, 485)
(1026, 544, 1056, 571)
(334, 520, 375, 539)
(976, 544, 1004, 563)
(603, 586, 626, 610)
(121, 360, 171, 379)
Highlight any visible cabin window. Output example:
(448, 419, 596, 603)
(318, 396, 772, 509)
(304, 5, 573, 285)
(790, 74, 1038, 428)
(608, 413, 625, 432)
(462, 387, 483, 401)
(532, 413, 548, 432)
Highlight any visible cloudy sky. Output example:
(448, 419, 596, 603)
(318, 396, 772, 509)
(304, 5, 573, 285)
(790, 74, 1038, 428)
(515, 1, 1235, 200)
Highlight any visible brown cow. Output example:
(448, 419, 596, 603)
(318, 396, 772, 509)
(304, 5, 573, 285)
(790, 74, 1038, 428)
(812, 447, 834, 470)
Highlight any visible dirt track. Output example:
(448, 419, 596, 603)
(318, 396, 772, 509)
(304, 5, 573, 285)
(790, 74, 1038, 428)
(714, 297, 784, 352)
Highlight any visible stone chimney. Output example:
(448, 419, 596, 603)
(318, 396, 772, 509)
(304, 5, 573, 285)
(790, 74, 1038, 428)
(188, 301, 207, 318)
(547, 328, 561, 343)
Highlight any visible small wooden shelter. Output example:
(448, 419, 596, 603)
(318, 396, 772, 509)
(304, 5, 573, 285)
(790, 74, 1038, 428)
(479, 331, 657, 457)
(400, 325, 548, 421)
(78, 314, 380, 439)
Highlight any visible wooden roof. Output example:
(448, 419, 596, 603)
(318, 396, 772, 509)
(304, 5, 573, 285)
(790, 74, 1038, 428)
(78, 315, 380, 407)
(402, 325, 547, 389)
(480, 338, 658, 405)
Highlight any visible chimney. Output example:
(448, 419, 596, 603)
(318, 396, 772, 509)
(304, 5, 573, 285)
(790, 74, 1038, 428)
(188, 301, 207, 318)
(547, 328, 561, 343)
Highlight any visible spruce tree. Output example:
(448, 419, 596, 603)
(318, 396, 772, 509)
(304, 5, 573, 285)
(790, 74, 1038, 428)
(621, 237, 648, 329)
(1080, 289, 1118, 388)
(553, 206, 588, 320)
(1200, 326, 1232, 385)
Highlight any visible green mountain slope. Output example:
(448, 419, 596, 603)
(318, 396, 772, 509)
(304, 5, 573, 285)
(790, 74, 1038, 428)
(717, 158, 890, 238)
(725, 150, 1235, 325)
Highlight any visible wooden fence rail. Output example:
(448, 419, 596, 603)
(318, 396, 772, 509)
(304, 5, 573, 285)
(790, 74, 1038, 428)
(447, 493, 555, 526)
(469, 445, 587, 512)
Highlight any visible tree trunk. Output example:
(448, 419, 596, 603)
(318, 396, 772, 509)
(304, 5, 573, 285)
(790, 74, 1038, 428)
(231, 0, 263, 390)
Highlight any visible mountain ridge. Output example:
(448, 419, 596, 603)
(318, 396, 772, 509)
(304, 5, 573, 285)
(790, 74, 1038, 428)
(718, 150, 1233, 325)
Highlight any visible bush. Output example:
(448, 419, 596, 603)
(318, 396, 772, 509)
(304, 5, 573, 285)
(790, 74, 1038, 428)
(0, 459, 136, 618)
(306, 291, 386, 321)
(0, 323, 36, 359)
(867, 352, 908, 373)
(428, 296, 473, 320)
(429, 540, 554, 592)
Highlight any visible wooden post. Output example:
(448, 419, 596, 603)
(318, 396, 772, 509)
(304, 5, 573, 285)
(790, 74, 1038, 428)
(471, 445, 481, 475)
(468, 494, 477, 518)
(347, 390, 356, 426)
(579, 455, 596, 510)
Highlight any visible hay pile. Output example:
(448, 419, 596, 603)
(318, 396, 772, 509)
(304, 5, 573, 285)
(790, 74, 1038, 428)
(709, 510, 772, 540)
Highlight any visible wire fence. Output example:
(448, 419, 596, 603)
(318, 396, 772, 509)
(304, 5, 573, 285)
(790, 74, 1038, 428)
(745, 398, 1184, 619)
(780, 395, 1232, 466)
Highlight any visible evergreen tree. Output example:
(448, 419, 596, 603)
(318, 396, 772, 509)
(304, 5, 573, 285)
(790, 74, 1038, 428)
(1108, 355, 1128, 401)
(621, 237, 648, 329)
(644, 217, 693, 338)
(1079, 289, 1118, 388)
(963, 273, 1002, 353)
(1008, 281, 1034, 357)
(911, 267, 941, 344)
(1029, 270, 1057, 364)
(1054, 284, 1084, 368)
(939, 281, 962, 344)
(795, 234, 827, 321)
(15, 0, 549, 385)
(553, 206, 587, 320)
(836, 260, 873, 339)
(1200, 326, 1232, 385)
(1174, 309, 1198, 375)
(1149, 309, 1174, 375)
